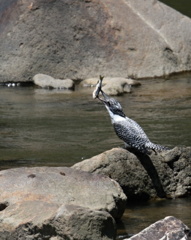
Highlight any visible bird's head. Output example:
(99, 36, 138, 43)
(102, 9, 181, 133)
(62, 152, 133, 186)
(98, 90, 126, 120)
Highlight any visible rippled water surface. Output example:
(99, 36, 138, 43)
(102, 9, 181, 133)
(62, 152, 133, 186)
(0, 76, 191, 168)
(0, 75, 191, 236)
(0, 86, 117, 168)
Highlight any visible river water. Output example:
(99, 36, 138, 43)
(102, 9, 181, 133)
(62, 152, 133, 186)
(118, 197, 191, 238)
(0, 75, 191, 237)
(160, 0, 191, 18)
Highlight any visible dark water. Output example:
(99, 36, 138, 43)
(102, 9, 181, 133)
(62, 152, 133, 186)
(0, 86, 117, 168)
(117, 197, 191, 238)
(0, 75, 191, 236)
(160, 0, 191, 18)
(0, 76, 191, 169)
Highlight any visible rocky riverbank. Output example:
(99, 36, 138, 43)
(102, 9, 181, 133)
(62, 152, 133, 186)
(0, 147, 191, 239)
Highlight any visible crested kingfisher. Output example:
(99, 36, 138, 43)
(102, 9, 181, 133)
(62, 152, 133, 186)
(93, 77, 168, 154)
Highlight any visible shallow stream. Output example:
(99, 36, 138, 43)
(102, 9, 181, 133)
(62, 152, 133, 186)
(0, 75, 191, 237)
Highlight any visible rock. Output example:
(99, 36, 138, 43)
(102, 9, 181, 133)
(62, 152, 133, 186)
(0, 167, 126, 239)
(102, 78, 132, 96)
(125, 216, 191, 240)
(1, 0, 191, 81)
(80, 77, 140, 87)
(161, 146, 182, 163)
(0, 203, 116, 240)
(73, 147, 191, 200)
(54, 205, 116, 240)
(80, 77, 140, 95)
(103, 83, 126, 96)
(33, 73, 74, 90)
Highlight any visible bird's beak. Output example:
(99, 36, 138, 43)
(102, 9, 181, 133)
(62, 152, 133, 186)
(98, 90, 110, 104)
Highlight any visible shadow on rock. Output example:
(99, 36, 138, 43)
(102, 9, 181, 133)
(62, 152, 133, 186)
(129, 149, 166, 199)
(73, 147, 191, 201)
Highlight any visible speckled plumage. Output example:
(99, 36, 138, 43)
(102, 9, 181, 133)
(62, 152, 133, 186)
(113, 116, 166, 154)
(98, 90, 167, 154)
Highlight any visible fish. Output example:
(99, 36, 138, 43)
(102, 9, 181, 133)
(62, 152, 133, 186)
(92, 75, 104, 99)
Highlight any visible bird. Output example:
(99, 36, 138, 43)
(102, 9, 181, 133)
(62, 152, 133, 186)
(96, 88, 168, 154)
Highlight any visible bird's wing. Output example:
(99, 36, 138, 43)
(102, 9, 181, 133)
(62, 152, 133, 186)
(113, 118, 150, 150)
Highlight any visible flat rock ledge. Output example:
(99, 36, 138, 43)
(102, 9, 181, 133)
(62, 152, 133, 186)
(125, 216, 191, 240)
(73, 146, 191, 200)
(0, 167, 126, 240)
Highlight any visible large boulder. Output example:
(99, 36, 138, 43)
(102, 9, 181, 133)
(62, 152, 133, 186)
(73, 147, 191, 200)
(125, 216, 191, 240)
(1, 0, 191, 81)
(0, 167, 126, 239)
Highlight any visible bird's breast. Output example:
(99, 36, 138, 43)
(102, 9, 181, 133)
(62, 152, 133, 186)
(111, 114, 126, 124)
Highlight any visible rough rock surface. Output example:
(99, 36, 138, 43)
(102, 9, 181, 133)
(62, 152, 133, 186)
(1, 0, 191, 82)
(73, 147, 191, 200)
(0, 203, 116, 240)
(125, 216, 191, 240)
(33, 73, 74, 89)
(0, 167, 126, 239)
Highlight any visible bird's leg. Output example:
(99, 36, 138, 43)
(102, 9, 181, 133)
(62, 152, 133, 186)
(124, 142, 131, 150)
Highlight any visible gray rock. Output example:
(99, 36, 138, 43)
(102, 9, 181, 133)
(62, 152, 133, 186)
(80, 77, 140, 95)
(0, 167, 126, 239)
(33, 73, 74, 90)
(73, 147, 191, 200)
(0, 203, 116, 240)
(53, 205, 116, 240)
(1, 0, 191, 81)
(80, 77, 140, 87)
(161, 146, 182, 163)
(125, 216, 191, 240)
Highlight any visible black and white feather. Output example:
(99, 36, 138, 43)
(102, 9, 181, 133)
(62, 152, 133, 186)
(98, 90, 167, 154)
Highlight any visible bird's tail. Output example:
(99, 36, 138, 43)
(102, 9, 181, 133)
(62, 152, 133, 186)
(146, 142, 169, 153)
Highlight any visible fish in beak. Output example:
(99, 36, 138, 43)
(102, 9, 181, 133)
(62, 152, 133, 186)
(92, 75, 111, 103)
(92, 75, 104, 99)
